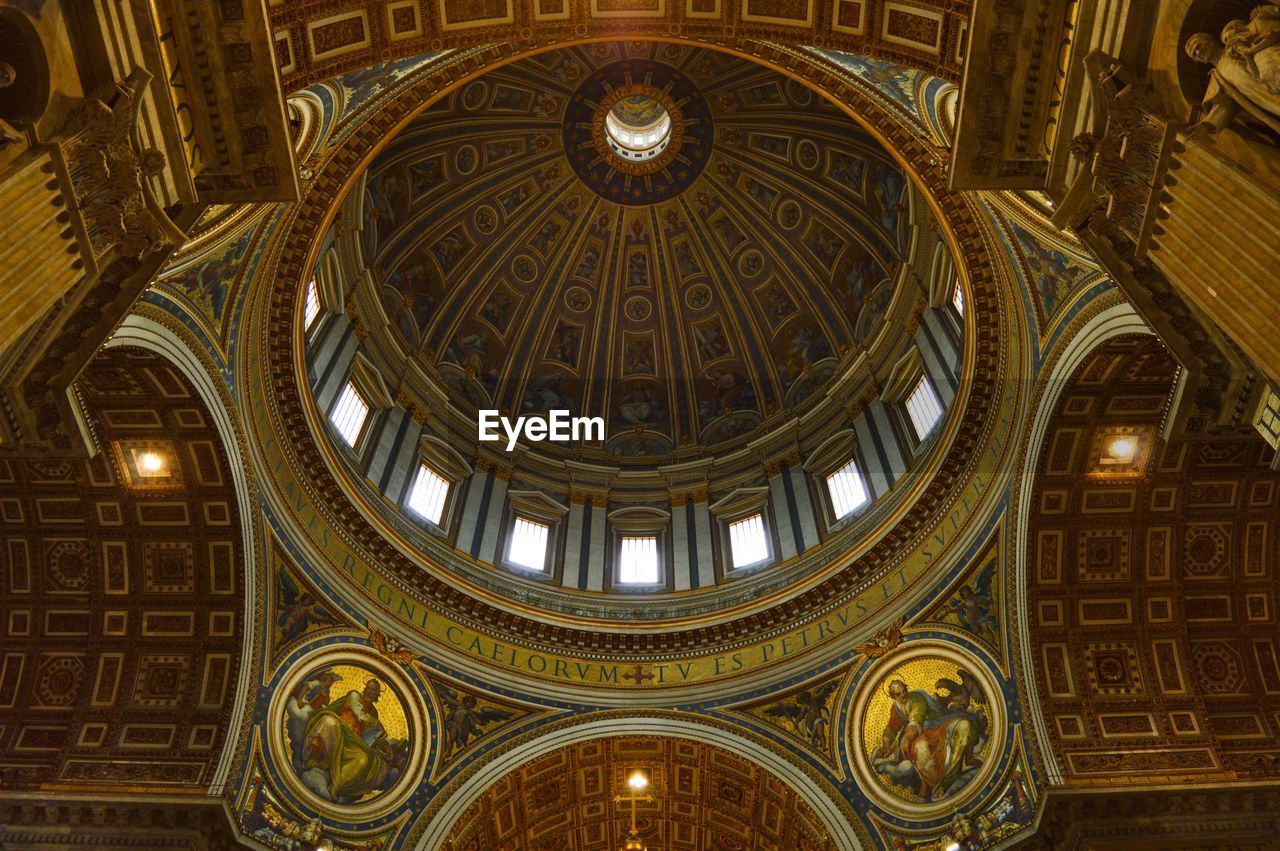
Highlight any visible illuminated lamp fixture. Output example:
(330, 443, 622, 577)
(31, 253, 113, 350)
(944, 843, 961, 851)
(614, 770, 653, 851)
(1087, 428, 1150, 480)
(127, 447, 173, 480)
(1102, 435, 1137, 465)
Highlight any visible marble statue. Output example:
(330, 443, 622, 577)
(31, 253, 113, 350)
(1186, 5, 1280, 138)
(1225, 5, 1280, 86)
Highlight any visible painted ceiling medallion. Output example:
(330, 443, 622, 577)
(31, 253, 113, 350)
(850, 644, 1004, 818)
(270, 650, 425, 818)
(563, 60, 712, 204)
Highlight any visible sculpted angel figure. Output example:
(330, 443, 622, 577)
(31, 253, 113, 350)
(854, 617, 904, 659)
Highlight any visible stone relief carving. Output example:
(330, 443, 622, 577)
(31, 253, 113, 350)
(57, 68, 184, 262)
(1063, 52, 1175, 256)
(1054, 51, 1262, 439)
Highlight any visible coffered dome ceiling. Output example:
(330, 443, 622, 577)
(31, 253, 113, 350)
(352, 41, 922, 460)
(290, 42, 973, 627)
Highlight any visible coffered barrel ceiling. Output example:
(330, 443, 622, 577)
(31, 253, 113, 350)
(357, 41, 919, 459)
(266, 0, 970, 90)
(439, 735, 837, 850)
(0, 348, 247, 791)
(1027, 335, 1280, 785)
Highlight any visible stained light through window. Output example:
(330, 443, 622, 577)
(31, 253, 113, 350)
(305, 277, 321, 330)
(618, 535, 659, 584)
(406, 463, 449, 525)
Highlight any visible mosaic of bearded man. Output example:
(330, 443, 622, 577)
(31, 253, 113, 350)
(300, 678, 407, 802)
(872, 675, 987, 801)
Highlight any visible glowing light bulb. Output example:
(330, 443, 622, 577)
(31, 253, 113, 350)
(1106, 436, 1136, 462)
(628, 771, 648, 791)
(138, 452, 164, 473)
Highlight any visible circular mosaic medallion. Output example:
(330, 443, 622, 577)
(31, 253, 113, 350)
(562, 60, 713, 205)
(684, 283, 713, 310)
(796, 140, 820, 171)
(270, 650, 425, 819)
(461, 81, 488, 111)
(785, 78, 814, 106)
(850, 644, 1004, 818)
(511, 254, 538, 283)
(564, 285, 593, 312)
(777, 199, 802, 230)
(473, 204, 498, 234)
(455, 144, 479, 175)
(624, 296, 652, 322)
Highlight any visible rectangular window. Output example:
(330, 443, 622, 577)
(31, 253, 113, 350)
(508, 516, 549, 572)
(406, 464, 450, 525)
(618, 536, 659, 584)
(305, 277, 322, 330)
(728, 513, 769, 569)
(905, 375, 944, 442)
(826, 458, 869, 520)
(331, 382, 370, 448)
(952, 279, 965, 316)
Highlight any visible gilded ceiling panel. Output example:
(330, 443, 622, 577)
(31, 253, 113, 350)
(0, 348, 246, 791)
(1027, 335, 1280, 785)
